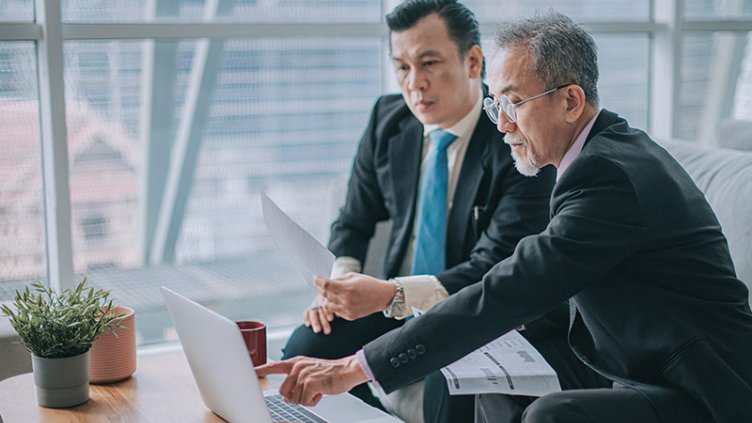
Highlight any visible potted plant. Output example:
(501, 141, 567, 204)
(0, 277, 124, 408)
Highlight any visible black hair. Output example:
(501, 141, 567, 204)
(386, 0, 485, 78)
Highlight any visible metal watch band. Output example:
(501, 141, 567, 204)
(384, 278, 407, 318)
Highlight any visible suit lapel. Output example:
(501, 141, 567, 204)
(445, 115, 491, 266)
(389, 117, 424, 235)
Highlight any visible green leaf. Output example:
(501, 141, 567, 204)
(4, 277, 124, 358)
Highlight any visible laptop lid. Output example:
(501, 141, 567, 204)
(162, 286, 274, 423)
(161, 287, 401, 423)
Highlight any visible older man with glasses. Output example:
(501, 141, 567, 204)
(483, 84, 572, 177)
(259, 11, 752, 423)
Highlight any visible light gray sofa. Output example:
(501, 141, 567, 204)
(0, 314, 31, 382)
(659, 139, 752, 304)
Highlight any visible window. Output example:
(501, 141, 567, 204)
(1, 0, 33, 21)
(466, 0, 650, 21)
(60, 33, 381, 346)
(3, 0, 751, 350)
(678, 32, 752, 146)
(686, 0, 752, 18)
(60, 0, 382, 23)
(0, 42, 45, 298)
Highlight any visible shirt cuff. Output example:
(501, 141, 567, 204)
(331, 256, 361, 278)
(355, 349, 380, 389)
(386, 275, 449, 319)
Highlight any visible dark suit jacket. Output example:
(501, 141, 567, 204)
(327, 92, 560, 338)
(363, 110, 752, 422)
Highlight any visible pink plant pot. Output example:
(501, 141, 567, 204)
(89, 306, 137, 384)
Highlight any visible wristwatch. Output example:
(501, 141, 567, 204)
(383, 278, 407, 318)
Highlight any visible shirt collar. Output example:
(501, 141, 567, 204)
(557, 109, 601, 182)
(423, 91, 483, 140)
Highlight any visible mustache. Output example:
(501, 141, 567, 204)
(504, 134, 528, 146)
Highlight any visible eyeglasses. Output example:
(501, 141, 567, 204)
(483, 84, 571, 124)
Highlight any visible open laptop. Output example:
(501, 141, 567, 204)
(161, 286, 402, 423)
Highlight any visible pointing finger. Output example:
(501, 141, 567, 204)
(255, 360, 293, 377)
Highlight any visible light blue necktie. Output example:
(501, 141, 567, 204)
(411, 130, 458, 275)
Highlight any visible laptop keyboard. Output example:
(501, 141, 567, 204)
(265, 394, 328, 423)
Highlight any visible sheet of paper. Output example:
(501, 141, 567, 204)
(440, 330, 561, 397)
(261, 192, 335, 289)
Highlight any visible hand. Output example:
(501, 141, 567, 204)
(314, 273, 395, 321)
(255, 355, 368, 406)
(303, 295, 335, 335)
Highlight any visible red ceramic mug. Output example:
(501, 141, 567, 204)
(237, 321, 267, 366)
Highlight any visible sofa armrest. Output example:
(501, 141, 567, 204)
(0, 312, 31, 381)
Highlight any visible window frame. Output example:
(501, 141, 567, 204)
(3, 0, 752, 290)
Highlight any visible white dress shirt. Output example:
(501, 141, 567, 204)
(332, 92, 484, 319)
(557, 110, 601, 182)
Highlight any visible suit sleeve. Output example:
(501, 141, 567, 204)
(363, 156, 648, 393)
(327, 98, 390, 263)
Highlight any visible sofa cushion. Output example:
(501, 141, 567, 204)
(716, 119, 752, 151)
(659, 139, 752, 305)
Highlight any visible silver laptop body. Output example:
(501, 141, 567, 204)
(161, 286, 401, 423)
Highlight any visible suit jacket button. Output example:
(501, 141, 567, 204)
(415, 344, 426, 355)
(390, 357, 401, 368)
(407, 349, 417, 359)
(399, 353, 409, 363)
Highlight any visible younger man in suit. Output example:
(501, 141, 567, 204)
(263, 11, 752, 423)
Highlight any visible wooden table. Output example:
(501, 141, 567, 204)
(0, 350, 276, 422)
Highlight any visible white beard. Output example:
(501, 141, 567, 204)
(506, 135, 540, 177)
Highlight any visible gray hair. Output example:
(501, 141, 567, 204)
(495, 12, 599, 106)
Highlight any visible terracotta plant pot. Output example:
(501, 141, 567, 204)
(32, 351, 90, 408)
(89, 306, 137, 384)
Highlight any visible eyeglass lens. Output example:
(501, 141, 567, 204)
(483, 97, 517, 124)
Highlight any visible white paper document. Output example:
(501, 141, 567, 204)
(261, 192, 335, 289)
(440, 330, 561, 397)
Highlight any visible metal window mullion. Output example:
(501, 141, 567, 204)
(697, 34, 747, 145)
(477, 22, 667, 36)
(35, 0, 75, 291)
(649, 0, 683, 141)
(150, 0, 232, 264)
(0, 22, 43, 40)
(381, 0, 394, 95)
(684, 20, 752, 32)
(62, 22, 388, 40)
(696, 0, 747, 145)
(139, 0, 180, 264)
(6, 17, 752, 44)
